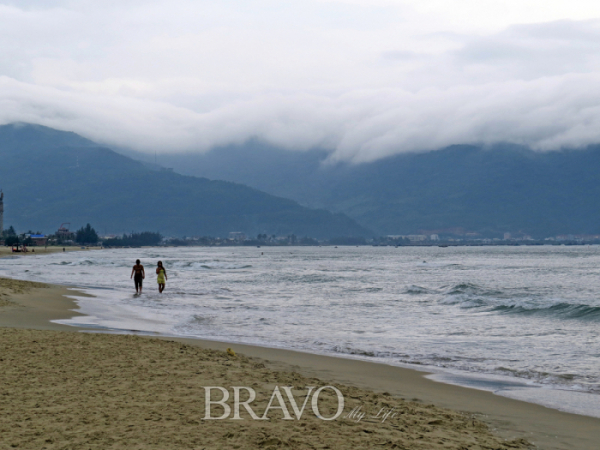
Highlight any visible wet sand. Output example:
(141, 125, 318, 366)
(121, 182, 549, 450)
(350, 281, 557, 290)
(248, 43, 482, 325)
(0, 246, 101, 257)
(0, 277, 598, 449)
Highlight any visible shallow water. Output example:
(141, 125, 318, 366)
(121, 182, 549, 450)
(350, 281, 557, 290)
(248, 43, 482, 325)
(2, 245, 599, 417)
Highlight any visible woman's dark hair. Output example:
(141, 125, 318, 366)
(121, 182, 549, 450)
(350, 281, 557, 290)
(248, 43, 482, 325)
(157, 261, 166, 273)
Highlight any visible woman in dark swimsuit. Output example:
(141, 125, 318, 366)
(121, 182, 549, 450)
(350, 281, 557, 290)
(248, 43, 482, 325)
(130, 259, 145, 294)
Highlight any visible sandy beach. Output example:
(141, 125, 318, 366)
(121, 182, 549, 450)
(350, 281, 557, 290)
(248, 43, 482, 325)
(0, 277, 598, 449)
(0, 246, 101, 257)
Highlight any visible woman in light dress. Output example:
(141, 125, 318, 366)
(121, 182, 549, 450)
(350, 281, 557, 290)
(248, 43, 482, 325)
(156, 261, 167, 293)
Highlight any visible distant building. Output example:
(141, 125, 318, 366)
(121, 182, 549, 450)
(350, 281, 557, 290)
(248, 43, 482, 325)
(387, 234, 429, 242)
(57, 223, 73, 239)
(556, 234, 575, 241)
(503, 232, 511, 240)
(29, 235, 47, 246)
(406, 235, 428, 242)
(430, 234, 439, 241)
(228, 232, 246, 241)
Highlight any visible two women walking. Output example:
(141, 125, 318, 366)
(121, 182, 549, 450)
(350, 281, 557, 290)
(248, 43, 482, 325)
(131, 260, 167, 294)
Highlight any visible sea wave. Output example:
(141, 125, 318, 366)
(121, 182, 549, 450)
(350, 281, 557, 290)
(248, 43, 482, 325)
(404, 285, 435, 294)
(189, 314, 214, 324)
(200, 263, 252, 270)
(440, 283, 600, 321)
(493, 366, 600, 393)
(330, 344, 600, 393)
(166, 260, 253, 270)
(444, 282, 504, 297)
(329, 344, 411, 359)
(492, 302, 600, 320)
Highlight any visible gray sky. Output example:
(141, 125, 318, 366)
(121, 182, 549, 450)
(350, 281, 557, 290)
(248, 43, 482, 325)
(2, 0, 600, 162)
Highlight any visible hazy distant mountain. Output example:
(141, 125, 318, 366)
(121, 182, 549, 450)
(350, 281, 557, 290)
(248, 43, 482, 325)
(0, 124, 370, 238)
(126, 141, 600, 238)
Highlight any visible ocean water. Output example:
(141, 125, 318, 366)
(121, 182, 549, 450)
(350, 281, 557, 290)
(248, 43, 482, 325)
(1, 245, 599, 417)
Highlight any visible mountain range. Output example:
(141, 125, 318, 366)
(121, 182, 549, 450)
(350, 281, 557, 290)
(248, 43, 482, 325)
(4, 122, 600, 239)
(0, 124, 369, 238)
(124, 141, 600, 238)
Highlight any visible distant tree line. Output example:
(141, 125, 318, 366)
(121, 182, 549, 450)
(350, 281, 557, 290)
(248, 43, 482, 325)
(1, 226, 17, 245)
(327, 236, 367, 245)
(103, 232, 162, 247)
(75, 224, 99, 244)
(1, 225, 16, 238)
(2, 226, 46, 246)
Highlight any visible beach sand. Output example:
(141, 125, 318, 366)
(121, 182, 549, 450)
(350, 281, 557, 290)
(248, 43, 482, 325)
(0, 246, 101, 257)
(0, 277, 598, 449)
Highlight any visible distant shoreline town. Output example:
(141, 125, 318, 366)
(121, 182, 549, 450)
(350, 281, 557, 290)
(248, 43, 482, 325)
(2, 190, 599, 250)
(3, 221, 600, 250)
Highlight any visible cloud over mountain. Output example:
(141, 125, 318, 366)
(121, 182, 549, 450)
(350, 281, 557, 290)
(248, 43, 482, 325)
(2, 1, 600, 162)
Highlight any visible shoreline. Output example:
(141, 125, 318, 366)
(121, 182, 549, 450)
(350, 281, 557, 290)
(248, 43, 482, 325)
(55, 285, 600, 420)
(0, 277, 92, 331)
(82, 327, 600, 419)
(160, 337, 600, 450)
(0, 276, 599, 449)
(0, 245, 102, 257)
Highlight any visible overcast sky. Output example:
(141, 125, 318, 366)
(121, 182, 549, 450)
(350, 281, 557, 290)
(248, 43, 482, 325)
(2, 0, 600, 162)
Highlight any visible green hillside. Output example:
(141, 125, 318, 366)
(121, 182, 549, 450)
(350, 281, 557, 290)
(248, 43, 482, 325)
(0, 124, 370, 238)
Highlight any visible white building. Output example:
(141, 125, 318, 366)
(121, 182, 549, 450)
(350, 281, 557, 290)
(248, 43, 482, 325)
(406, 235, 428, 242)
(228, 232, 246, 241)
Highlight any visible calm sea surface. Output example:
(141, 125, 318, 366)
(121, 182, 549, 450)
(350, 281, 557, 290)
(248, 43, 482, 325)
(2, 246, 599, 416)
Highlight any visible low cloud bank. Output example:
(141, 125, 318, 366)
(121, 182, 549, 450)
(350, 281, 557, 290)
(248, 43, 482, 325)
(3, 73, 600, 163)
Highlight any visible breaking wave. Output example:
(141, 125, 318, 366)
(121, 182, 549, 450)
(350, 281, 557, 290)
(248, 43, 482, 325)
(440, 283, 600, 320)
(492, 303, 600, 320)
